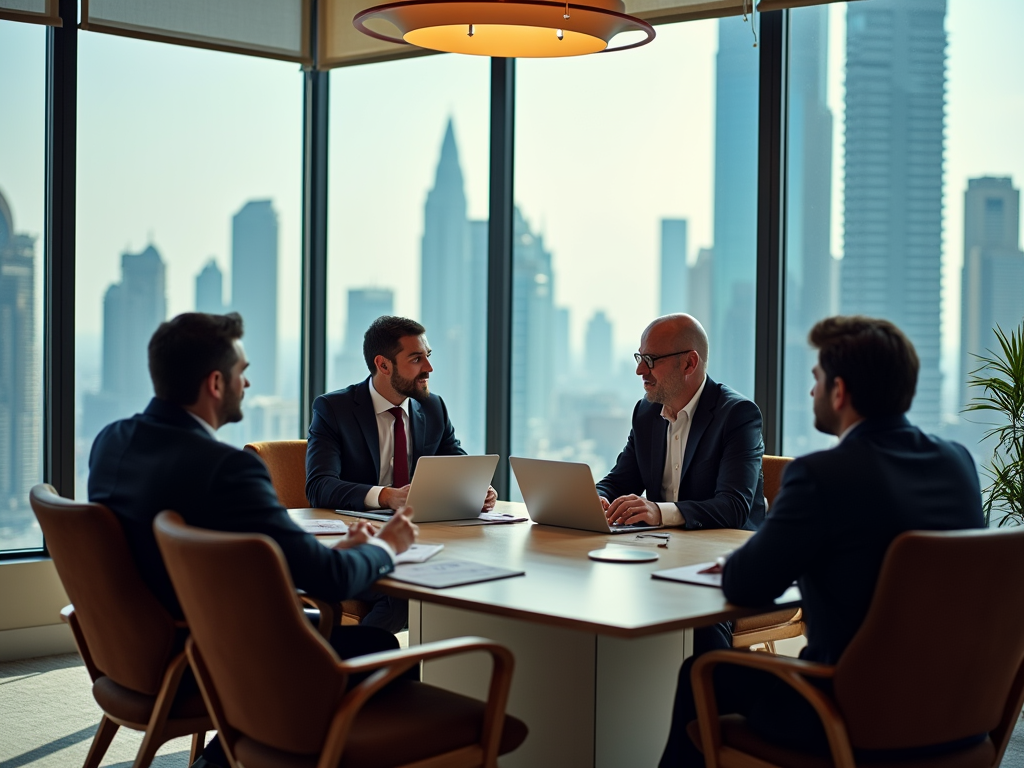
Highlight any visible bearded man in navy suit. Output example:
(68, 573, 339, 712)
(305, 315, 496, 515)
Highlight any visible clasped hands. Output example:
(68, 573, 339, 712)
(600, 494, 662, 527)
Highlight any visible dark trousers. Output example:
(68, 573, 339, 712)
(357, 591, 409, 634)
(199, 624, 407, 767)
(660, 623, 827, 768)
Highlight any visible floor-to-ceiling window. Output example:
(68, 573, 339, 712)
(75, 34, 303, 499)
(0, 20, 45, 552)
(327, 55, 490, 454)
(511, 18, 759, 489)
(781, 0, 1024, 484)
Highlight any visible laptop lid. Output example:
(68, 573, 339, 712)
(509, 457, 662, 534)
(405, 455, 500, 523)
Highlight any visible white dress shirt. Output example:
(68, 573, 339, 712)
(188, 412, 219, 439)
(363, 379, 413, 510)
(656, 376, 707, 528)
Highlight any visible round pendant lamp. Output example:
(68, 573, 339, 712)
(353, 0, 655, 58)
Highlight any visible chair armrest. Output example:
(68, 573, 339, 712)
(317, 637, 515, 768)
(691, 650, 855, 768)
(61, 605, 103, 683)
(296, 592, 337, 639)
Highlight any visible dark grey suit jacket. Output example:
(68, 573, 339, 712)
(88, 398, 393, 619)
(305, 378, 466, 511)
(596, 376, 766, 531)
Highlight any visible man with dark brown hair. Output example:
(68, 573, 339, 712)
(305, 315, 494, 515)
(659, 315, 985, 767)
(89, 312, 419, 768)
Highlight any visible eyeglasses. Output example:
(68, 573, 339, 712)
(634, 349, 694, 369)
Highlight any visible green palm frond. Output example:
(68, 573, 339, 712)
(966, 323, 1024, 527)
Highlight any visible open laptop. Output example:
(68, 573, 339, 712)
(339, 454, 499, 523)
(510, 457, 664, 534)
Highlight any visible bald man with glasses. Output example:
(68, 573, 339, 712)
(597, 314, 766, 533)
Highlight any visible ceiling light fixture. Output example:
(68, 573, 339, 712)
(353, 0, 655, 58)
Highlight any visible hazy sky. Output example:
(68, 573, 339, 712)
(2, 0, 1023, 402)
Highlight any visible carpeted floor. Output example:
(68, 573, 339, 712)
(2, 652, 1023, 767)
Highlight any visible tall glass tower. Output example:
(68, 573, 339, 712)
(841, 0, 947, 432)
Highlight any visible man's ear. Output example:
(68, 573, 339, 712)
(205, 369, 225, 401)
(831, 375, 848, 411)
(374, 355, 390, 375)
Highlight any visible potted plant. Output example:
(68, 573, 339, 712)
(965, 323, 1024, 527)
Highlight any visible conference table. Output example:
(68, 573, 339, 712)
(292, 504, 800, 768)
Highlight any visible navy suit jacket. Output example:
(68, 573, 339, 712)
(723, 415, 984, 665)
(305, 378, 466, 511)
(596, 377, 766, 531)
(88, 398, 393, 619)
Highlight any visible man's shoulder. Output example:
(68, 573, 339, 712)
(314, 380, 369, 415)
(707, 378, 760, 415)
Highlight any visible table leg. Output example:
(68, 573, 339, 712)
(413, 602, 691, 768)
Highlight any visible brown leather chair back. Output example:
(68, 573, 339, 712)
(29, 484, 179, 696)
(834, 527, 1024, 751)
(154, 511, 346, 754)
(761, 455, 793, 509)
(244, 440, 310, 509)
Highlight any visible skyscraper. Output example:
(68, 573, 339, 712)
(231, 200, 279, 396)
(334, 287, 394, 389)
(84, 244, 167, 438)
(0, 189, 39, 528)
(420, 119, 485, 452)
(711, 18, 759, 397)
(659, 219, 688, 316)
(195, 258, 225, 315)
(511, 206, 555, 458)
(585, 311, 613, 376)
(960, 177, 1024, 412)
(841, 0, 947, 432)
(783, 4, 835, 453)
(689, 247, 714, 331)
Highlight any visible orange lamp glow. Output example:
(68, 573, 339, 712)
(353, 0, 655, 58)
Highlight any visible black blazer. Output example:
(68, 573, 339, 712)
(596, 377, 766, 531)
(723, 415, 985, 665)
(305, 378, 466, 511)
(88, 398, 393, 619)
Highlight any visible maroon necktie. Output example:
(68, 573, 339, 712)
(388, 406, 410, 487)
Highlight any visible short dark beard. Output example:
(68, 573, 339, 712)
(391, 369, 430, 402)
(219, 372, 244, 424)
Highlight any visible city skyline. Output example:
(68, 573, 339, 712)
(3, 4, 1024, 542)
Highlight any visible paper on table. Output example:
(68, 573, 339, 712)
(298, 518, 350, 535)
(445, 511, 530, 526)
(395, 543, 444, 564)
(651, 562, 722, 588)
(388, 559, 525, 589)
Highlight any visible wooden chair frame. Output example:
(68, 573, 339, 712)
(187, 635, 516, 768)
(61, 606, 209, 768)
(690, 649, 1024, 768)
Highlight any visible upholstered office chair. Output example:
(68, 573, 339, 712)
(29, 484, 212, 768)
(731, 455, 804, 653)
(154, 511, 528, 768)
(689, 528, 1024, 768)
(244, 439, 371, 627)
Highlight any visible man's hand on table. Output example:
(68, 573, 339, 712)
(378, 484, 411, 510)
(605, 494, 663, 527)
(377, 506, 418, 554)
(482, 485, 497, 511)
(331, 520, 377, 550)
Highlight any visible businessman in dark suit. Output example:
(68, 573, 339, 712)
(89, 312, 419, 768)
(597, 314, 766, 534)
(659, 316, 985, 767)
(305, 315, 496, 513)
